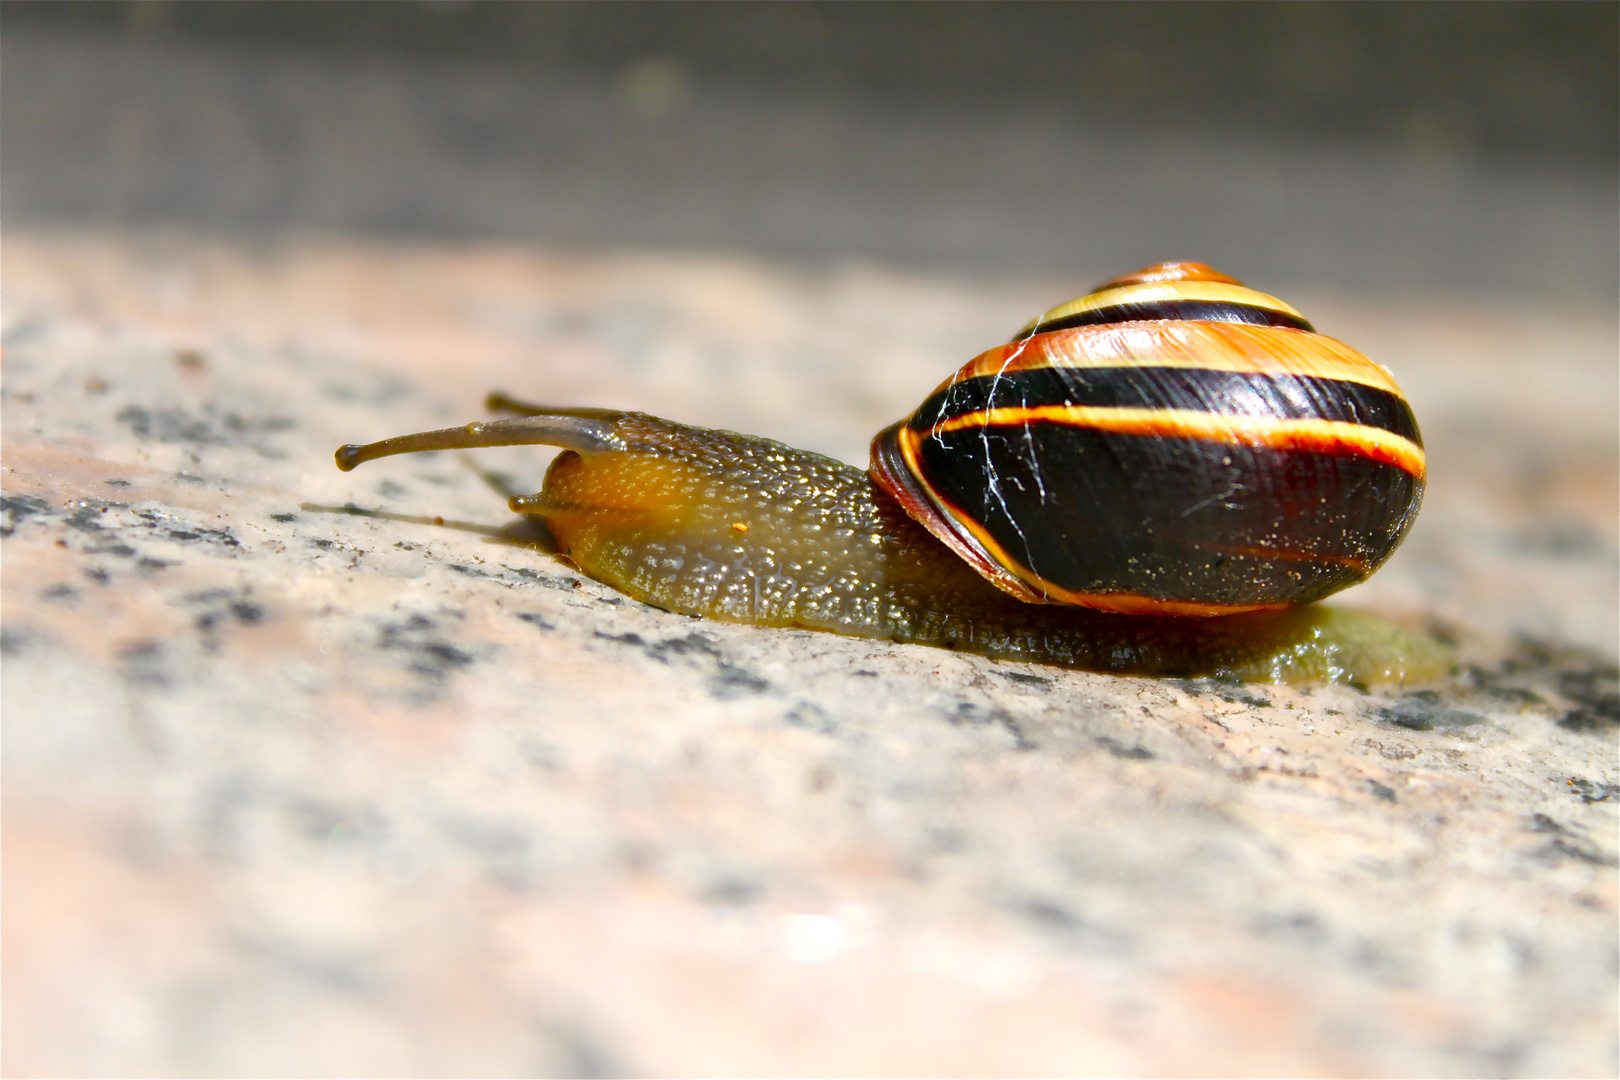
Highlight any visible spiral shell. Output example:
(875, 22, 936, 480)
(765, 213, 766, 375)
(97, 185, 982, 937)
(870, 262, 1425, 616)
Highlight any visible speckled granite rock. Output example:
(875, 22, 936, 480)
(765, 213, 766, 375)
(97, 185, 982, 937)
(4, 231, 1616, 1077)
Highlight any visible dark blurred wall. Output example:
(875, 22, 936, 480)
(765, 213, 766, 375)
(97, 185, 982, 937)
(11, 1, 1615, 164)
(4, 1, 1616, 299)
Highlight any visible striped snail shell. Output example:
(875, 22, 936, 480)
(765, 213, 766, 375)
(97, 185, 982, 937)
(870, 261, 1426, 616)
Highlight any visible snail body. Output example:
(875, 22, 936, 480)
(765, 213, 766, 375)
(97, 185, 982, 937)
(335, 263, 1447, 685)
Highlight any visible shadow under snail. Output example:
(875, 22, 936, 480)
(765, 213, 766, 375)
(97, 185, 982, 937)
(335, 261, 1451, 686)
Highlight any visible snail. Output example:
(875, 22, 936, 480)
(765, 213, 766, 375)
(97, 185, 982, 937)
(335, 261, 1450, 686)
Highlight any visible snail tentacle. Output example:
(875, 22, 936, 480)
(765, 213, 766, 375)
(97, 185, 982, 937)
(335, 413, 631, 472)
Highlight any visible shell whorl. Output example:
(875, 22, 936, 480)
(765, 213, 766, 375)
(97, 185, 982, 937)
(871, 261, 1425, 616)
(1015, 261, 1312, 340)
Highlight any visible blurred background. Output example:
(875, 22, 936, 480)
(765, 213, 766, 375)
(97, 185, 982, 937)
(6, 0, 1617, 301)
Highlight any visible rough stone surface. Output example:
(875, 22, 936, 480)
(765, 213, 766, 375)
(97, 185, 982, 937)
(4, 231, 1616, 1077)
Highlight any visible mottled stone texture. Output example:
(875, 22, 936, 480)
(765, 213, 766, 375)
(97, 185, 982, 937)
(3, 232, 1616, 1077)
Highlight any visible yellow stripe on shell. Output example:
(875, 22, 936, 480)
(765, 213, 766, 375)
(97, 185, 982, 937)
(953, 321, 1408, 399)
(928, 405, 1427, 480)
(1015, 281, 1307, 338)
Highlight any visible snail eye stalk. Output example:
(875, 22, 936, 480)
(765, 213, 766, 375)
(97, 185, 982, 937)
(335, 413, 630, 472)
